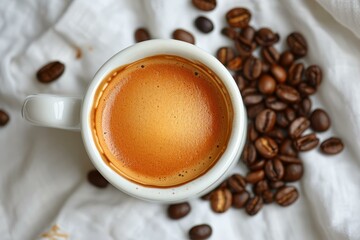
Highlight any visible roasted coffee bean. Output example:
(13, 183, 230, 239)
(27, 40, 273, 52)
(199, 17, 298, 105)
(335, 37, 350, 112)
(247, 103, 265, 119)
(248, 159, 266, 171)
(287, 63, 304, 86)
(210, 188, 232, 213)
(285, 107, 297, 122)
(228, 174, 246, 193)
(87, 169, 108, 188)
(243, 57, 262, 80)
(226, 8, 251, 28)
(241, 87, 257, 97)
(255, 109, 276, 133)
(255, 137, 278, 158)
(248, 122, 259, 142)
(216, 47, 235, 65)
(265, 96, 288, 111)
(305, 65, 322, 87)
(298, 82, 316, 96)
(235, 74, 247, 91)
(172, 29, 195, 44)
(258, 74, 276, 95)
(287, 32, 307, 57)
(192, 0, 216, 11)
(241, 142, 257, 165)
(246, 170, 265, 184)
(280, 139, 298, 157)
(267, 128, 287, 143)
(265, 159, 284, 181)
(255, 28, 280, 46)
(261, 62, 270, 73)
(262, 190, 274, 204)
(261, 46, 280, 65)
(195, 16, 214, 33)
(288, 117, 310, 139)
(276, 112, 290, 128)
(275, 186, 299, 206)
(283, 163, 303, 182)
(201, 192, 213, 200)
(245, 196, 263, 215)
(227, 57, 243, 71)
(254, 180, 269, 195)
(232, 191, 250, 208)
(270, 64, 287, 83)
(221, 27, 238, 40)
(36, 61, 65, 83)
(279, 50, 294, 68)
(310, 109, 331, 132)
(217, 180, 228, 189)
(278, 154, 301, 164)
(294, 133, 319, 151)
(189, 224, 212, 240)
(276, 84, 301, 103)
(241, 26, 256, 41)
(134, 28, 151, 42)
(235, 36, 256, 58)
(320, 137, 344, 154)
(297, 97, 312, 117)
(0, 110, 10, 126)
(167, 202, 191, 219)
(269, 181, 285, 189)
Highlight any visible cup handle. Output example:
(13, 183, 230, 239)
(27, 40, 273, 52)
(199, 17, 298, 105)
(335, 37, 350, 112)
(22, 94, 82, 131)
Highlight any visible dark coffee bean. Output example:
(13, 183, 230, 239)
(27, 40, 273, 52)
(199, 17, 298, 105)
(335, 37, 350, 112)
(288, 117, 310, 139)
(221, 27, 238, 40)
(267, 128, 287, 143)
(294, 133, 319, 151)
(298, 82, 316, 96)
(261, 46, 280, 65)
(167, 202, 191, 219)
(279, 50, 294, 68)
(285, 107, 297, 122)
(248, 159, 266, 171)
(245, 196, 263, 215)
(246, 170, 265, 184)
(192, 0, 216, 11)
(210, 188, 232, 213)
(283, 163, 303, 182)
(269, 181, 285, 189)
(226, 8, 251, 28)
(217, 180, 228, 189)
(287, 63, 304, 86)
(255, 137, 278, 158)
(255, 109, 276, 133)
(287, 32, 307, 57)
(276, 84, 301, 103)
(275, 186, 299, 206)
(195, 16, 214, 33)
(201, 192, 213, 200)
(241, 26, 256, 41)
(310, 109, 331, 132)
(276, 112, 290, 128)
(0, 110, 10, 126)
(189, 224, 212, 240)
(87, 169, 108, 188)
(232, 191, 250, 208)
(278, 155, 301, 164)
(134, 28, 151, 42)
(255, 28, 280, 46)
(243, 57, 262, 80)
(235, 36, 256, 58)
(270, 64, 287, 83)
(216, 47, 235, 65)
(280, 139, 298, 157)
(305, 65, 322, 87)
(320, 137, 344, 155)
(265, 159, 284, 181)
(261, 62, 270, 73)
(241, 142, 257, 165)
(227, 57, 243, 71)
(36, 61, 65, 83)
(228, 174, 246, 193)
(258, 74, 276, 95)
(172, 29, 195, 44)
(297, 97, 312, 117)
(265, 96, 288, 111)
(241, 87, 257, 97)
(235, 74, 247, 91)
(262, 190, 274, 204)
(253, 180, 269, 195)
(247, 103, 265, 119)
(248, 122, 259, 142)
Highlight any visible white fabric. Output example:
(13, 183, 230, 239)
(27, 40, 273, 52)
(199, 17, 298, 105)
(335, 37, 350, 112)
(0, 0, 359, 239)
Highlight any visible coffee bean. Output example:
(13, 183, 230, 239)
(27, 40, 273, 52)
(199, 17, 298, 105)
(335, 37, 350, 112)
(305, 65, 322, 87)
(248, 159, 266, 171)
(227, 174, 246, 193)
(262, 46, 280, 65)
(189, 224, 212, 240)
(226, 8, 251, 28)
(294, 133, 319, 151)
(195, 16, 214, 33)
(255, 28, 280, 46)
(241, 87, 257, 97)
(297, 97, 312, 117)
(192, 0, 216, 11)
(201, 192, 213, 200)
(36, 61, 65, 83)
(246, 170, 265, 184)
(269, 181, 285, 189)
(241, 26, 256, 41)
(245, 196, 263, 215)
(134, 28, 151, 42)
(279, 50, 294, 68)
(255, 109, 276, 133)
(247, 103, 265, 119)
(270, 64, 287, 83)
(287, 32, 307, 57)
(287, 63, 304, 86)
(221, 27, 238, 40)
(243, 57, 262, 80)
(267, 128, 287, 143)
(235, 36, 256, 58)
(235, 74, 247, 91)
(0, 110, 10, 126)
(285, 107, 297, 122)
(258, 74, 276, 95)
(276, 112, 290, 128)
(275, 186, 299, 206)
(265, 158, 284, 181)
(87, 169, 108, 188)
(210, 188, 232, 213)
(276, 84, 301, 103)
(253, 180, 269, 195)
(167, 202, 191, 219)
(232, 191, 250, 208)
(172, 29, 195, 44)
(288, 117, 310, 139)
(297, 82, 316, 96)
(262, 190, 274, 204)
(261, 62, 270, 73)
(248, 122, 259, 142)
(310, 109, 331, 132)
(255, 137, 278, 158)
(241, 142, 257, 165)
(283, 163, 303, 182)
(227, 57, 243, 71)
(320, 137, 344, 154)
(280, 139, 298, 157)
(216, 47, 235, 65)
(278, 154, 301, 164)
(265, 96, 288, 111)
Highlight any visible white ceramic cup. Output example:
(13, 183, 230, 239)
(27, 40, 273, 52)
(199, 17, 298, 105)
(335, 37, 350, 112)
(22, 39, 247, 203)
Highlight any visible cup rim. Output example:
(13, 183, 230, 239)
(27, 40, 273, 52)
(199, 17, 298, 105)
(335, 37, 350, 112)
(81, 39, 247, 202)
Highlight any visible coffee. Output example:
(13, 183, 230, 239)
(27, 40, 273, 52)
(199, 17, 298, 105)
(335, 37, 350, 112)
(91, 55, 233, 187)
